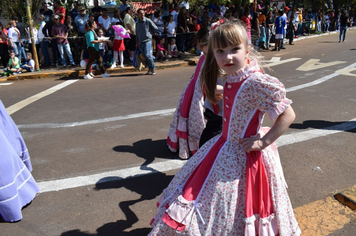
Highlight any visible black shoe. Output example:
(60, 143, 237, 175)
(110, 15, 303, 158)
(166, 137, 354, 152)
(271, 48, 277, 51)
(281, 47, 286, 49)
(278, 48, 281, 51)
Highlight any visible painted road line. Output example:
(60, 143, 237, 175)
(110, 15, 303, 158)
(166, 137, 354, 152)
(37, 118, 356, 193)
(17, 63, 356, 129)
(287, 62, 356, 92)
(6, 80, 79, 115)
(17, 108, 176, 129)
(0, 82, 14, 86)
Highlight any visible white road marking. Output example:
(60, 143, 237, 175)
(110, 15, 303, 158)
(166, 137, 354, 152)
(0, 82, 14, 86)
(296, 59, 347, 71)
(6, 80, 78, 115)
(17, 108, 176, 129)
(287, 62, 356, 92)
(37, 118, 356, 193)
(18, 63, 356, 129)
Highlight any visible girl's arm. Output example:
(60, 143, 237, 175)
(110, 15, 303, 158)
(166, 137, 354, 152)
(240, 106, 296, 153)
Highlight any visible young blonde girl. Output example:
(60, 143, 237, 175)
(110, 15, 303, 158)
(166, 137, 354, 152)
(150, 20, 301, 235)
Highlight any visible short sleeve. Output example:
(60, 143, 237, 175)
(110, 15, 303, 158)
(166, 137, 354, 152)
(251, 73, 292, 121)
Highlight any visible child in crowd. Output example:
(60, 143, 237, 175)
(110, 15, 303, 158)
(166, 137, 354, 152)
(156, 37, 168, 61)
(111, 22, 126, 68)
(80, 40, 94, 77)
(2, 50, 21, 76)
(168, 38, 180, 58)
(20, 52, 35, 72)
(150, 20, 301, 235)
(259, 21, 267, 49)
(97, 28, 110, 67)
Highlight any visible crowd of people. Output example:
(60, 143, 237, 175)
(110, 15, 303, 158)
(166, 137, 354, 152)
(0, 0, 355, 77)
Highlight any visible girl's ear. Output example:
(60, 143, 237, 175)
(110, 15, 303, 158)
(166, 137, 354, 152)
(246, 44, 251, 58)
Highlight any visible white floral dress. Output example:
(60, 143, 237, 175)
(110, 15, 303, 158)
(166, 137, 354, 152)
(167, 55, 206, 159)
(150, 60, 301, 235)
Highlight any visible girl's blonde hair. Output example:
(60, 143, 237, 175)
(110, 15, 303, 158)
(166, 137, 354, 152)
(201, 20, 263, 103)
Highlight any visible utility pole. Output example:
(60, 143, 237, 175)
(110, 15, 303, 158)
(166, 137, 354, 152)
(25, 0, 40, 71)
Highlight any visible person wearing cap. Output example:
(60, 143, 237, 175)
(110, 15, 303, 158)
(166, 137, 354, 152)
(54, 0, 66, 25)
(75, 6, 89, 35)
(51, 15, 76, 68)
(40, 2, 54, 22)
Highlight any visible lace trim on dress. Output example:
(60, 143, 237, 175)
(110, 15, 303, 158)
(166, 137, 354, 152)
(245, 213, 279, 236)
(227, 59, 260, 83)
(176, 116, 188, 139)
(267, 98, 293, 121)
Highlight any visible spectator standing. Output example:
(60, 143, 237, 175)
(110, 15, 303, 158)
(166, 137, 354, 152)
(124, 7, 136, 62)
(27, 24, 40, 62)
(71, 1, 80, 21)
(288, 15, 296, 45)
(91, 0, 103, 22)
(98, 8, 112, 36)
(119, 0, 131, 14)
(38, 15, 51, 66)
(66, 15, 80, 64)
(265, 10, 274, 50)
(153, 10, 165, 37)
(7, 20, 25, 64)
(272, 9, 286, 51)
(43, 14, 59, 67)
(13, 17, 28, 55)
(51, 15, 76, 68)
(40, 2, 54, 22)
(136, 8, 158, 75)
(166, 14, 177, 47)
(0, 22, 9, 67)
(75, 7, 90, 33)
(161, 0, 171, 21)
(339, 10, 349, 42)
(171, 5, 180, 26)
(84, 20, 110, 79)
(54, 0, 66, 25)
(111, 8, 122, 25)
(177, 6, 188, 53)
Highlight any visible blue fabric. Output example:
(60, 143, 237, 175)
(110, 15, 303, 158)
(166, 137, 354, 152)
(132, 49, 140, 67)
(57, 43, 75, 66)
(139, 40, 155, 71)
(0, 100, 39, 222)
(40, 41, 51, 64)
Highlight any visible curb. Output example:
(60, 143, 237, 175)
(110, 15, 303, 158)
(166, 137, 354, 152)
(334, 185, 356, 210)
(5, 58, 199, 81)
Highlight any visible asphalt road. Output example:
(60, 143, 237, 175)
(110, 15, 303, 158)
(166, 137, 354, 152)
(1, 30, 356, 236)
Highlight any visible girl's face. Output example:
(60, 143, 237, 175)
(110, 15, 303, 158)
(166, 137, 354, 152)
(197, 40, 208, 55)
(213, 43, 250, 74)
(160, 38, 165, 44)
(98, 30, 103, 36)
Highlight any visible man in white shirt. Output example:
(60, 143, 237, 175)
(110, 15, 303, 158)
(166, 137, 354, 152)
(98, 8, 112, 36)
(171, 5, 180, 25)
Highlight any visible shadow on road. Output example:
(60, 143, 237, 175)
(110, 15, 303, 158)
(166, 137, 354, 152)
(113, 138, 178, 167)
(60, 172, 174, 236)
(290, 120, 356, 133)
(318, 41, 340, 43)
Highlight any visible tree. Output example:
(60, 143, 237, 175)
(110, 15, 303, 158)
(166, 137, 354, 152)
(1, 0, 42, 23)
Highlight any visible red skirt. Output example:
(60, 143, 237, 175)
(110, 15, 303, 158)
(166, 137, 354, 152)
(113, 39, 125, 51)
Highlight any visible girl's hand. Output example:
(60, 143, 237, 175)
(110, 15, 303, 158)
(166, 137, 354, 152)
(239, 134, 264, 153)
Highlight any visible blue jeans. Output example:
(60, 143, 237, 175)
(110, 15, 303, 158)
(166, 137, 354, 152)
(12, 42, 25, 64)
(139, 40, 155, 71)
(57, 43, 75, 66)
(40, 41, 51, 64)
(339, 26, 347, 42)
